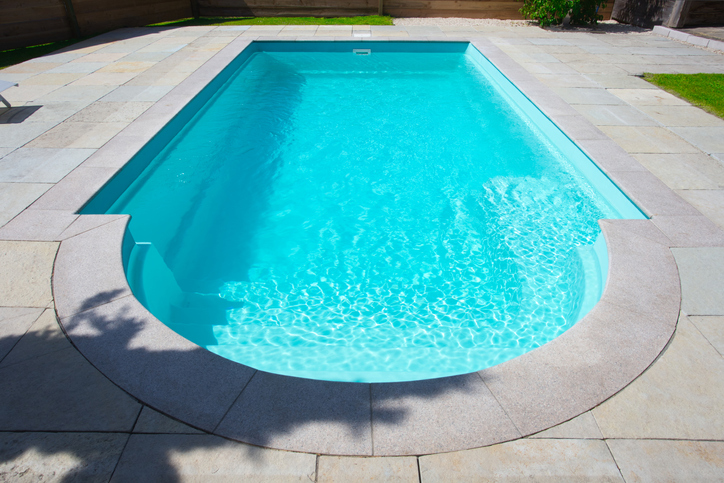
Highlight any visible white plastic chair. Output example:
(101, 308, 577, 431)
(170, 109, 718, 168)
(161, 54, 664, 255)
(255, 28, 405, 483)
(0, 80, 18, 108)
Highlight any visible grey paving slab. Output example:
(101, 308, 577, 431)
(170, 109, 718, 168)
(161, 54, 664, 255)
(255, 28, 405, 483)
(596, 54, 657, 66)
(0, 182, 53, 227)
(607, 170, 702, 217)
(600, 125, 699, 154)
(216, 371, 372, 455)
(634, 153, 720, 190)
(27, 121, 128, 149)
(585, 73, 657, 89)
(1, 62, 63, 74)
(577, 138, 648, 173)
(484, 300, 673, 437)
(636, 104, 724, 127)
(371, 374, 521, 456)
(318, 456, 418, 483)
(0, 240, 57, 307)
(0, 345, 141, 431)
(535, 73, 604, 88)
(0, 72, 35, 83)
(29, 166, 118, 212)
(519, 61, 579, 75)
(0, 432, 127, 482)
(689, 316, 724, 356)
(56, 213, 127, 240)
(6, 101, 93, 124)
(677, 189, 724, 229)
(66, 101, 154, 123)
(34, 84, 116, 104)
(72, 72, 142, 88)
(651, 215, 724, 246)
(0, 309, 69, 367)
(61, 294, 255, 432)
(21, 72, 84, 86)
(514, 85, 582, 117)
(0, 85, 61, 104)
(111, 434, 316, 483)
(30, 52, 86, 64)
(48, 60, 108, 74)
(572, 104, 658, 127)
(133, 406, 204, 434)
(568, 63, 629, 75)
(608, 440, 724, 481)
(528, 411, 603, 439)
(597, 219, 680, 314)
(120, 52, 174, 63)
(419, 439, 623, 482)
(551, 114, 609, 140)
(0, 121, 61, 149)
(578, 44, 622, 55)
(671, 126, 724, 154)
(52, 217, 131, 318)
(0, 147, 95, 183)
(672, 247, 724, 316)
(609, 88, 689, 106)
(593, 316, 724, 439)
(552, 87, 625, 105)
(0, 307, 43, 363)
(0, 209, 78, 241)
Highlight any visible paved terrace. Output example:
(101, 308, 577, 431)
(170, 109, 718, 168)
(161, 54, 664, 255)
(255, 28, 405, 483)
(1, 21, 724, 481)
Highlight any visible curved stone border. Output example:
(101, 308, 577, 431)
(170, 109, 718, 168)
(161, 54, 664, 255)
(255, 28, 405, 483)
(53, 216, 680, 455)
(45, 34, 707, 456)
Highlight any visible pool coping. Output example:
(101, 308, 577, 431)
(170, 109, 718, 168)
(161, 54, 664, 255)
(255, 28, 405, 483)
(34, 35, 724, 455)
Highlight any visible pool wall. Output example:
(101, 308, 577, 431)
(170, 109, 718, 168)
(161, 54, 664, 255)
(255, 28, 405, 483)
(45, 36, 687, 455)
(79, 40, 645, 382)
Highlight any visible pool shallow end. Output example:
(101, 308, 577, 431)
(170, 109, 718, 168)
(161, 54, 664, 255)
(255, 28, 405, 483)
(53, 215, 679, 455)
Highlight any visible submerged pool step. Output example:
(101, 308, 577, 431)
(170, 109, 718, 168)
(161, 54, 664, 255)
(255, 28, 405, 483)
(202, 322, 537, 351)
(203, 342, 528, 382)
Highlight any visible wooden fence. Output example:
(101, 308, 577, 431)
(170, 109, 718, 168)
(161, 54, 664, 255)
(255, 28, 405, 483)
(1, 0, 75, 50)
(1, 0, 191, 50)
(685, 0, 724, 26)
(1, 0, 614, 51)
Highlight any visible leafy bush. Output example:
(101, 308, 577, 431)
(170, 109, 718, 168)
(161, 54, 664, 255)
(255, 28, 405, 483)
(519, 0, 606, 27)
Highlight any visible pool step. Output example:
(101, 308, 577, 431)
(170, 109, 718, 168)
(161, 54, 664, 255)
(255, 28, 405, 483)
(126, 242, 184, 322)
(159, 318, 533, 350)
(202, 342, 527, 382)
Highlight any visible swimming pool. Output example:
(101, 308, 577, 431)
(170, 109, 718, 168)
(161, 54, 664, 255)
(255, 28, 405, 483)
(82, 41, 644, 382)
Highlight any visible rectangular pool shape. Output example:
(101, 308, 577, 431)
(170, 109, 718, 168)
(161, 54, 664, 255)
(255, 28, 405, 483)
(82, 41, 644, 383)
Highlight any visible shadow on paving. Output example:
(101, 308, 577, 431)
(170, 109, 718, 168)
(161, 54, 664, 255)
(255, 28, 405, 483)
(0, 106, 42, 124)
(66, 290, 484, 444)
(0, 300, 292, 481)
(0, 289, 486, 479)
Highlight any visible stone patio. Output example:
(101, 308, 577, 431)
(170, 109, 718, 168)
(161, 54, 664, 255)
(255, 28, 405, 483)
(1, 21, 724, 481)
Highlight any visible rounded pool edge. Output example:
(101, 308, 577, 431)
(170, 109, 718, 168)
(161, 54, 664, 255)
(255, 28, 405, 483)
(52, 214, 680, 456)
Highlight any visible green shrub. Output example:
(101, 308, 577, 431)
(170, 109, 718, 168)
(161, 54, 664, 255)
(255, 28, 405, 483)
(519, 0, 606, 27)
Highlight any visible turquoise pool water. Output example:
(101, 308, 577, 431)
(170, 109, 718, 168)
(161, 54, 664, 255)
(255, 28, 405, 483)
(83, 42, 644, 382)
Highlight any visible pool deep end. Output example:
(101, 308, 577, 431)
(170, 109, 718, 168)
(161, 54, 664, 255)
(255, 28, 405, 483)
(82, 41, 644, 383)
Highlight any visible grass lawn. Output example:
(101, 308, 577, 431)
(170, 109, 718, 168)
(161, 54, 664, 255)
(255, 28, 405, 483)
(149, 15, 393, 27)
(0, 15, 393, 69)
(643, 73, 724, 119)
